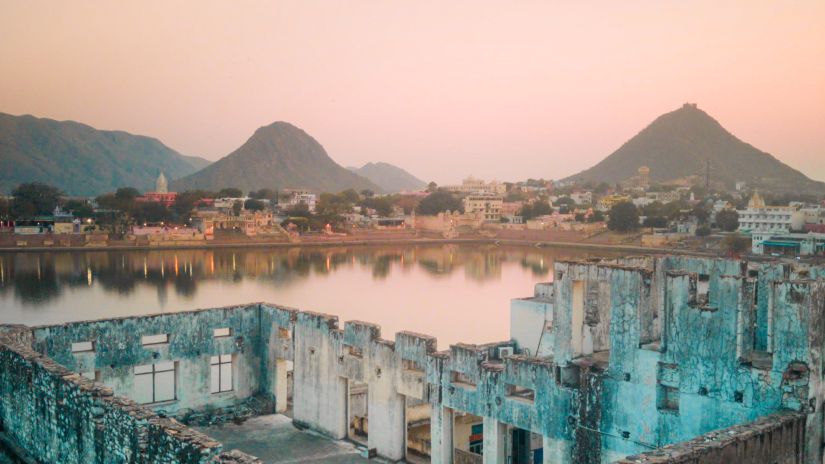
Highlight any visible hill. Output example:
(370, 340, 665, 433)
(347, 162, 426, 193)
(171, 122, 381, 194)
(0, 113, 210, 196)
(564, 104, 824, 194)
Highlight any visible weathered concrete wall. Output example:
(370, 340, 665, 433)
(31, 304, 263, 415)
(614, 411, 806, 464)
(0, 325, 265, 463)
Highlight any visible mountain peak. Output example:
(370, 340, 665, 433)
(171, 121, 381, 194)
(348, 162, 426, 193)
(0, 113, 210, 195)
(565, 104, 823, 194)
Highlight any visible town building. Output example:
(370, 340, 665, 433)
(596, 194, 632, 211)
(281, 189, 317, 212)
(443, 176, 507, 195)
(462, 194, 503, 222)
(569, 190, 593, 205)
(738, 192, 806, 253)
(754, 232, 825, 257)
(645, 190, 682, 204)
(136, 172, 179, 207)
(2, 256, 824, 463)
(12, 206, 79, 234)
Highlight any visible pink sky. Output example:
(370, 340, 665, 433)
(1, 1, 823, 184)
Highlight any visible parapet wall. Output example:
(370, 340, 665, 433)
(0, 326, 261, 464)
(615, 411, 807, 464)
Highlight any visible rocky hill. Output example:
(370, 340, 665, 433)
(348, 162, 426, 193)
(564, 104, 823, 194)
(0, 113, 210, 195)
(171, 122, 381, 194)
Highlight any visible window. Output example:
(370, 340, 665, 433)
(213, 327, 231, 338)
(134, 362, 176, 404)
(210, 355, 233, 393)
(141, 334, 169, 346)
(506, 383, 536, 404)
(71, 341, 95, 353)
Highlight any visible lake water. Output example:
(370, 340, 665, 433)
(0, 244, 614, 348)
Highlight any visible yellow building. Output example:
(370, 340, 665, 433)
(462, 194, 503, 222)
(597, 194, 632, 211)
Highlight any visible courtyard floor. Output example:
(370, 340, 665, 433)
(196, 414, 370, 463)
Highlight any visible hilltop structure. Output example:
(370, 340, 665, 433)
(1, 255, 824, 463)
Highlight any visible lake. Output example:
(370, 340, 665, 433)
(0, 244, 614, 348)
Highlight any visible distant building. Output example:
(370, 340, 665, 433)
(569, 191, 593, 205)
(754, 232, 825, 257)
(463, 194, 503, 222)
(597, 194, 632, 211)
(739, 192, 806, 254)
(645, 190, 682, 204)
(136, 172, 178, 207)
(443, 176, 506, 195)
(13, 206, 79, 234)
(637, 166, 650, 188)
(282, 189, 317, 212)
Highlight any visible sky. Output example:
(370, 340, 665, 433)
(1, 1, 824, 185)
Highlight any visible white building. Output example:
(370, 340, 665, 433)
(738, 192, 806, 253)
(569, 191, 593, 205)
(282, 189, 317, 212)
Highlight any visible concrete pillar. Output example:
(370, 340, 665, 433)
(482, 417, 507, 464)
(368, 390, 406, 461)
(430, 406, 454, 464)
(274, 358, 288, 413)
(542, 435, 571, 464)
(292, 314, 348, 439)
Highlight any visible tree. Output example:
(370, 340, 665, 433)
(607, 202, 639, 232)
(360, 189, 375, 198)
(723, 234, 750, 256)
(244, 199, 265, 211)
(285, 202, 311, 217)
(426, 181, 438, 193)
(716, 209, 739, 232)
(695, 225, 711, 237)
(173, 190, 212, 218)
(217, 187, 243, 198)
(63, 200, 94, 219)
(692, 204, 710, 224)
(133, 202, 172, 224)
(505, 190, 526, 202)
(643, 216, 668, 228)
(520, 201, 553, 220)
(12, 182, 62, 218)
(416, 191, 463, 215)
(232, 200, 243, 216)
(249, 188, 277, 202)
(339, 189, 360, 204)
(360, 196, 394, 217)
(115, 187, 140, 201)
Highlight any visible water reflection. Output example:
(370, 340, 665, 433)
(0, 245, 614, 345)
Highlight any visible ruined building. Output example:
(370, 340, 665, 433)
(1, 255, 824, 463)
